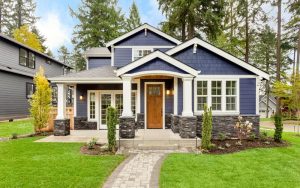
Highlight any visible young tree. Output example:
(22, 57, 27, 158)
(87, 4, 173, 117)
(30, 67, 52, 133)
(107, 106, 117, 152)
(13, 25, 43, 52)
(201, 105, 213, 150)
(126, 1, 141, 32)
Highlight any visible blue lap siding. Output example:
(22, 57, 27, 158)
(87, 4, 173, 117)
(88, 57, 111, 69)
(114, 48, 132, 67)
(239, 78, 256, 114)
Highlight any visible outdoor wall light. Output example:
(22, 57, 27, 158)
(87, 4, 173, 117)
(79, 95, 83, 100)
(166, 90, 172, 95)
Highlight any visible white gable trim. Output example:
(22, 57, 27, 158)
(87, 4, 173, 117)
(116, 51, 199, 77)
(106, 24, 181, 47)
(166, 38, 270, 80)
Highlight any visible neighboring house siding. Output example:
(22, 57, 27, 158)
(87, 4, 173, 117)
(76, 84, 137, 117)
(173, 45, 255, 75)
(115, 30, 177, 46)
(0, 71, 32, 119)
(240, 78, 256, 114)
(0, 39, 65, 77)
(114, 48, 132, 67)
(140, 79, 174, 114)
(88, 57, 111, 69)
(128, 58, 188, 74)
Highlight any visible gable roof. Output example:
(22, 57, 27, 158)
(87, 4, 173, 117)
(116, 50, 199, 77)
(0, 33, 72, 68)
(85, 47, 111, 58)
(166, 37, 269, 80)
(106, 23, 181, 47)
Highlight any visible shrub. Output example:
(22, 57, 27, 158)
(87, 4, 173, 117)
(107, 106, 117, 152)
(260, 131, 268, 141)
(218, 132, 227, 141)
(234, 116, 253, 143)
(87, 138, 98, 150)
(248, 133, 256, 141)
(11, 133, 18, 139)
(274, 114, 283, 142)
(201, 104, 213, 150)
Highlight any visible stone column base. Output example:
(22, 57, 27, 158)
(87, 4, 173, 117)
(54, 119, 70, 136)
(171, 115, 180, 133)
(119, 116, 135, 138)
(179, 116, 197, 138)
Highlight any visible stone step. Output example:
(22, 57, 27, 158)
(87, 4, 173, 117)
(137, 143, 179, 150)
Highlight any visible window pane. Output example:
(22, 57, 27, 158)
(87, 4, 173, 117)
(212, 97, 221, 110)
(89, 93, 96, 119)
(226, 81, 236, 95)
(52, 86, 58, 106)
(197, 81, 207, 95)
(131, 92, 136, 116)
(101, 94, 111, 124)
(26, 83, 34, 99)
(197, 97, 207, 111)
(20, 57, 27, 66)
(115, 94, 123, 119)
(226, 96, 236, 110)
(211, 81, 221, 95)
(20, 48, 27, 58)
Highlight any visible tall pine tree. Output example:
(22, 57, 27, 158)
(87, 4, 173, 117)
(126, 1, 141, 32)
(0, 0, 13, 34)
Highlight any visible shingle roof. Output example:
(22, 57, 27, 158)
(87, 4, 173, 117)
(85, 47, 111, 57)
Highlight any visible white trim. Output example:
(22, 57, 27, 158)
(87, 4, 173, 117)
(73, 84, 77, 117)
(256, 77, 260, 115)
(196, 75, 258, 79)
(182, 77, 194, 116)
(131, 48, 154, 61)
(114, 45, 175, 49)
(124, 71, 193, 79)
(144, 82, 165, 129)
(136, 79, 141, 114)
(173, 78, 178, 115)
(111, 45, 115, 66)
(106, 23, 181, 47)
(87, 90, 98, 123)
(56, 84, 67, 119)
(193, 77, 240, 115)
(122, 76, 133, 116)
(166, 38, 269, 80)
(50, 78, 122, 84)
(116, 51, 199, 76)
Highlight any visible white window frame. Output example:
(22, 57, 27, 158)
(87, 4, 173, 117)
(194, 78, 240, 115)
(225, 80, 238, 111)
(196, 80, 208, 111)
(211, 80, 223, 112)
(87, 90, 98, 122)
(132, 48, 153, 61)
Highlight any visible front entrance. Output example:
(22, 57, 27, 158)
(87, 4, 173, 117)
(146, 83, 164, 129)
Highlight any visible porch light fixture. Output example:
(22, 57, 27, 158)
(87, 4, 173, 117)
(79, 95, 83, 100)
(166, 89, 172, 95)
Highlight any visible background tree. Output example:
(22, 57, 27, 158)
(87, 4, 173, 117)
(0, 0, 13, 34)
(30, 67, 52, 133)
(13, 25, 43, 52)
(126, 1, 141, 32)
(32, 26, 47, 52)
(57, 45, 73, 68)
(71, 49, 86, 72)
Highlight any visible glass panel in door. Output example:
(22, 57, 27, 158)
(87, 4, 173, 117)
(101, 94, 111, 125)
(115, 94, 123, 120)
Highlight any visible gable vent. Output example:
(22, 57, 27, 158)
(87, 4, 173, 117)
(145, 28, 147, 36)
(193, 43, 197, 53)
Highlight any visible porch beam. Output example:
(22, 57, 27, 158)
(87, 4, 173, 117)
(182, 77, 194, 116)
(122, 76, 133, 116)
(56, 83, 67, 119)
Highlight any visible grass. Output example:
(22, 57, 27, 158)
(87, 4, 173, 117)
(260, 117, 274, 122)
(0, 137, 124, 188)
(160, 132, 300, 188)
(0, 119, 34, 138)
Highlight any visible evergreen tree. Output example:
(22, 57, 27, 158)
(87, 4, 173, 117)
(45, 49, 54, 58)
(70, 0, 125, 50)
(57, 45, 73, 68)
(71, 49, 86, 72)
(126, 1, 141, 32)
(32, 26, 47, 52)
(158, 0, 225, 41)
(0, 0, 13, 34)
(13, 25, 43, 52)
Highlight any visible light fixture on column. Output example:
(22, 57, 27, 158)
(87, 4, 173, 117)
(79, 95, 83, 100)
(166, 89, 173, 95)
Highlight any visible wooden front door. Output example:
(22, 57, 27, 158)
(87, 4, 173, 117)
(147, 84, 163, 129)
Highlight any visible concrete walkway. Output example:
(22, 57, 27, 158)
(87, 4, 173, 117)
(103, 149, 190, 188)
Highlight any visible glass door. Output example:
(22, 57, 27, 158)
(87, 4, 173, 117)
(100, 94, 112, 127)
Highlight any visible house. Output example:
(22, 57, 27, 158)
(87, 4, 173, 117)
(259, 95, 276, 118)
(50, 24, 269, 138)
(0, 34, 72, 121)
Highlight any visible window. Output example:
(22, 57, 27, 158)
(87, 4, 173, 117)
(196, 81, 207, 110)
(226, 81, 237, 111)
(67, 86, 73, 106)
(89, 92, 96, 119)
(115, 94, 123, 119)
(131, 92, 136, 116)
(133, 49, 152, 61)
(19, 48, 35, 69)
(52, 86, 58, 106)
(26, 83, 35, 99)
(211, 81, 222, 110)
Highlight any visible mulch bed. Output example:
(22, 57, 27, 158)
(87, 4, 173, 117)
(205, 138, 289, 154)
(80, 144, 115, 155)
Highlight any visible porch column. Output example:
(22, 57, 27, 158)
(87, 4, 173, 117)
(182, 77, 193, 116)
(56, 83, 67, 119)
(122, 76, 133, 117)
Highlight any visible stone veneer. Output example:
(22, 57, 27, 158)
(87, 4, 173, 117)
(119, 116, 135, 138)
(196, 115, 260, 138)
(74, 117, 97, 130)
(179, 116, 197, 138)
(54, 119, 70, 136)
(136, 113, 172, 129)
(171, 115, 180, 133)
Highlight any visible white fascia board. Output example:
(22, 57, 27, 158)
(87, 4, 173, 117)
(124, 71, 194, 78)
(50, 77, 122, 83)
(85, 54, 111, 58)
(106, 24, 181, 47)
(116, 51, 199, 76)
(166, 38, 270, 80)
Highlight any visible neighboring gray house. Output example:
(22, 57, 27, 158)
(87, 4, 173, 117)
(50, 24, 269, 138)
(0, 34, 72, 121)
(259, 95, 276, 118)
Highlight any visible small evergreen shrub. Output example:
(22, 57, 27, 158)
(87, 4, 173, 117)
(260, 131, 268, 141)
(218, 132, 227, 141)
(201, 104, 213, 150)
(248, 133, 256, 141)
(274, 114, 283, 142)
(87, 137, 97, 149)
(107, 106, 117, 152)
(11, 133, 18, 139)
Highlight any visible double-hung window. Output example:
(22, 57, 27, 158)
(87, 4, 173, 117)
(19, 48, 35, 69)
(133, 49, 152, 61)
(26, 83, 35, 99)
(89, 92, 96, 120)
(211, 81, 222, 111)
(196, 81, 208, 111)
(226, 81, 237, 111)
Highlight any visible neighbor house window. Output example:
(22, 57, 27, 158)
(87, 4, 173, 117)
(19, 48, 35, 69)
(133, 49, 152, 61)
(196, 81, 207, 110)
(26, 83, 35, 99)
(89, 92, 96, 119)
(131, 92, 136, 116)
(51, 85, 58, 106)
(211, 81, 222, 110)
(226, 81, 237, 111)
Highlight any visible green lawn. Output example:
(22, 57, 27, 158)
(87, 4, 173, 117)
(160, 132, 300, 188)
(0, 119, 34, 138)
(0, 137, 124, 188)
(260, 117, 274, 122)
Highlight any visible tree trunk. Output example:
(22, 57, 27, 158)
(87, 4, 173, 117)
(17, 0, 22, 28)
(297, 28, 300, 75)
(230, 0, 233, 52)
(265, 50, 270, 118)
(276, 0, 282, 115)
(245, 0, 249, 64)
(187, 19, 195, 40)
(181, 21, 186, 41)
(293, 47, 296, 77)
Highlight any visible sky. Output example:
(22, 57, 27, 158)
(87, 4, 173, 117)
(35, 0, 165, 56)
